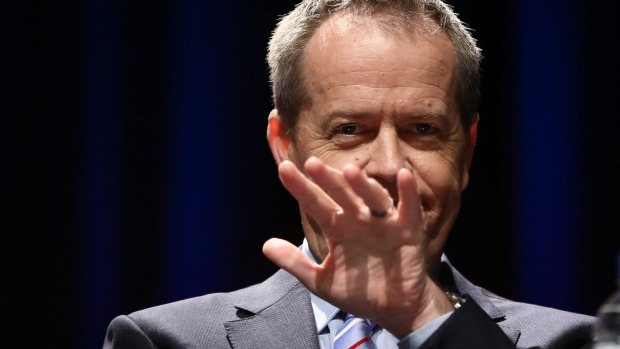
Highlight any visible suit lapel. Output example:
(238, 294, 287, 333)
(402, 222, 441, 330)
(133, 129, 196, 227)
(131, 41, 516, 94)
(441, 256, 522, 346)
(225, 270, 319, 349)
(225, 259, 522, 348)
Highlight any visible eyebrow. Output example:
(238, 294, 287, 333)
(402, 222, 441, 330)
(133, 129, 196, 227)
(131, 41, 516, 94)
(403, 110, 449, 120)
(321, 109, 448, 123)
(323, 109, 371, 120)
(318, 109, 372, 131)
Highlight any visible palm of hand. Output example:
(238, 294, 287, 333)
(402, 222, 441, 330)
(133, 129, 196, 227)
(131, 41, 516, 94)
(263, 157, 452, 338)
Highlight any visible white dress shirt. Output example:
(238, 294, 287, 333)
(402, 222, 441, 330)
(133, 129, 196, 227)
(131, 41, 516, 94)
(301, 240, 452, 349)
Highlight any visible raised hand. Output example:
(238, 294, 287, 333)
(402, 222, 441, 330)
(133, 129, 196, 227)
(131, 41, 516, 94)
(263, 157, 454, 339)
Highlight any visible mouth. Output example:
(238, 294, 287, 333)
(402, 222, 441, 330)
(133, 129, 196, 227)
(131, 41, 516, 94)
(391, 198, 431, 212)
(421, 200, 431, 211)
(385, 183, 433, 213)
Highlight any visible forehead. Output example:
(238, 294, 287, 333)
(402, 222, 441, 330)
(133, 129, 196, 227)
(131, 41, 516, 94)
(306, 11, 455, 77)
(301, 12, 458, 117)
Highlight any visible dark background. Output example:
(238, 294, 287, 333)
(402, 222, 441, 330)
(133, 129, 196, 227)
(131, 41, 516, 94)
(5, 0, 620, 348)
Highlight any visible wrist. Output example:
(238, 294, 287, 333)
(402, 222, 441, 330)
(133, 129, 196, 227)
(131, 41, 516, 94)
(384, 283, 455, 339)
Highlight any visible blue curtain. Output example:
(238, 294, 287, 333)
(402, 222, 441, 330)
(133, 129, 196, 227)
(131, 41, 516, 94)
(512, 0, 581, 310)
(6, 1, 619, 348)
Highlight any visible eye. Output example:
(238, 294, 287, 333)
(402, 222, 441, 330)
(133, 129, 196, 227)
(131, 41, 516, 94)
(331, 123, 367, 147)
(337, 124, 359, 135)
(415, 123, 437, 135)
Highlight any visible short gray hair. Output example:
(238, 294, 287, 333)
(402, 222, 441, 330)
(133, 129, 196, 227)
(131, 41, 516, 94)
(267, 0, 482, 134)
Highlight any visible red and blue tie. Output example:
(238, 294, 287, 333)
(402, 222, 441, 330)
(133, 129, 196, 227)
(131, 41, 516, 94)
(333, 314, 377, 349)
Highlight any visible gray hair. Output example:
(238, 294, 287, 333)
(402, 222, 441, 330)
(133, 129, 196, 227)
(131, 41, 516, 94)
(267, 0, 482, 134)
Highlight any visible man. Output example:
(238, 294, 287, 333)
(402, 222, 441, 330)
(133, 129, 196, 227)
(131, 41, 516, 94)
(103, 0, 595, 348)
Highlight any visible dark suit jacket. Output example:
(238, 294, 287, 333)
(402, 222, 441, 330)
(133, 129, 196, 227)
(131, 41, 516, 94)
(103, 260, 595, 349)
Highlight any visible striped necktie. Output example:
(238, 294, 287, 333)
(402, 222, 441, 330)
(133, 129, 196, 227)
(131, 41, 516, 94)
(333, 314, 377, 349)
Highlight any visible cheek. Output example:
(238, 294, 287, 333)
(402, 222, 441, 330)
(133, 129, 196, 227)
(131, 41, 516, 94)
(414, 153, 465, 198)
(302, 144, 364, 169)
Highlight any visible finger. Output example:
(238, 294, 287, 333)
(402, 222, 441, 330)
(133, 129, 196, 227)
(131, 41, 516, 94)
(342, 164, 393, 214)
(397, 168, 423, 236)
(304, 157, 362, 213)
(278, 160, 339, 226)
(262, 238, 319, 290)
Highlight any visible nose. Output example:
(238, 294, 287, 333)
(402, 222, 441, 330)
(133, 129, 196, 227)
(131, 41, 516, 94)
(363, 127, 406, 192)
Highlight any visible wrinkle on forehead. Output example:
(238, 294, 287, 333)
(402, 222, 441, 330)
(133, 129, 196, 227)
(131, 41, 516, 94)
(305, 13, 456, 88)
(312, 11, 444, 52)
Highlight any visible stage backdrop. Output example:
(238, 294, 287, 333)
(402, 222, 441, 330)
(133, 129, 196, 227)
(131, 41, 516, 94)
(5, 0, 619, 348)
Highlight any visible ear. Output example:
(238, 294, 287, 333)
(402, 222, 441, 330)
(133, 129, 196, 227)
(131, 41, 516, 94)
(267, 109, 292, 164)
(461, 113, 479, 191)
(468, 113, 479, 158)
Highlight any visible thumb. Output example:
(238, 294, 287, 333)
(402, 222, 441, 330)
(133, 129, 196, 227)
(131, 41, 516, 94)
(262, 238, 318, 289)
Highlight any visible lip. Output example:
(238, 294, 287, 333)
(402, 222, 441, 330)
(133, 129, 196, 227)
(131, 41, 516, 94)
(421, 200, 431, 211)
(384, 182, 433, 213)
(390, 191, 432, 212)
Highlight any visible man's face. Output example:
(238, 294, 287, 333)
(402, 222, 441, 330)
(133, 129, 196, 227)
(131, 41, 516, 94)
(284, 13, 474, 268)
